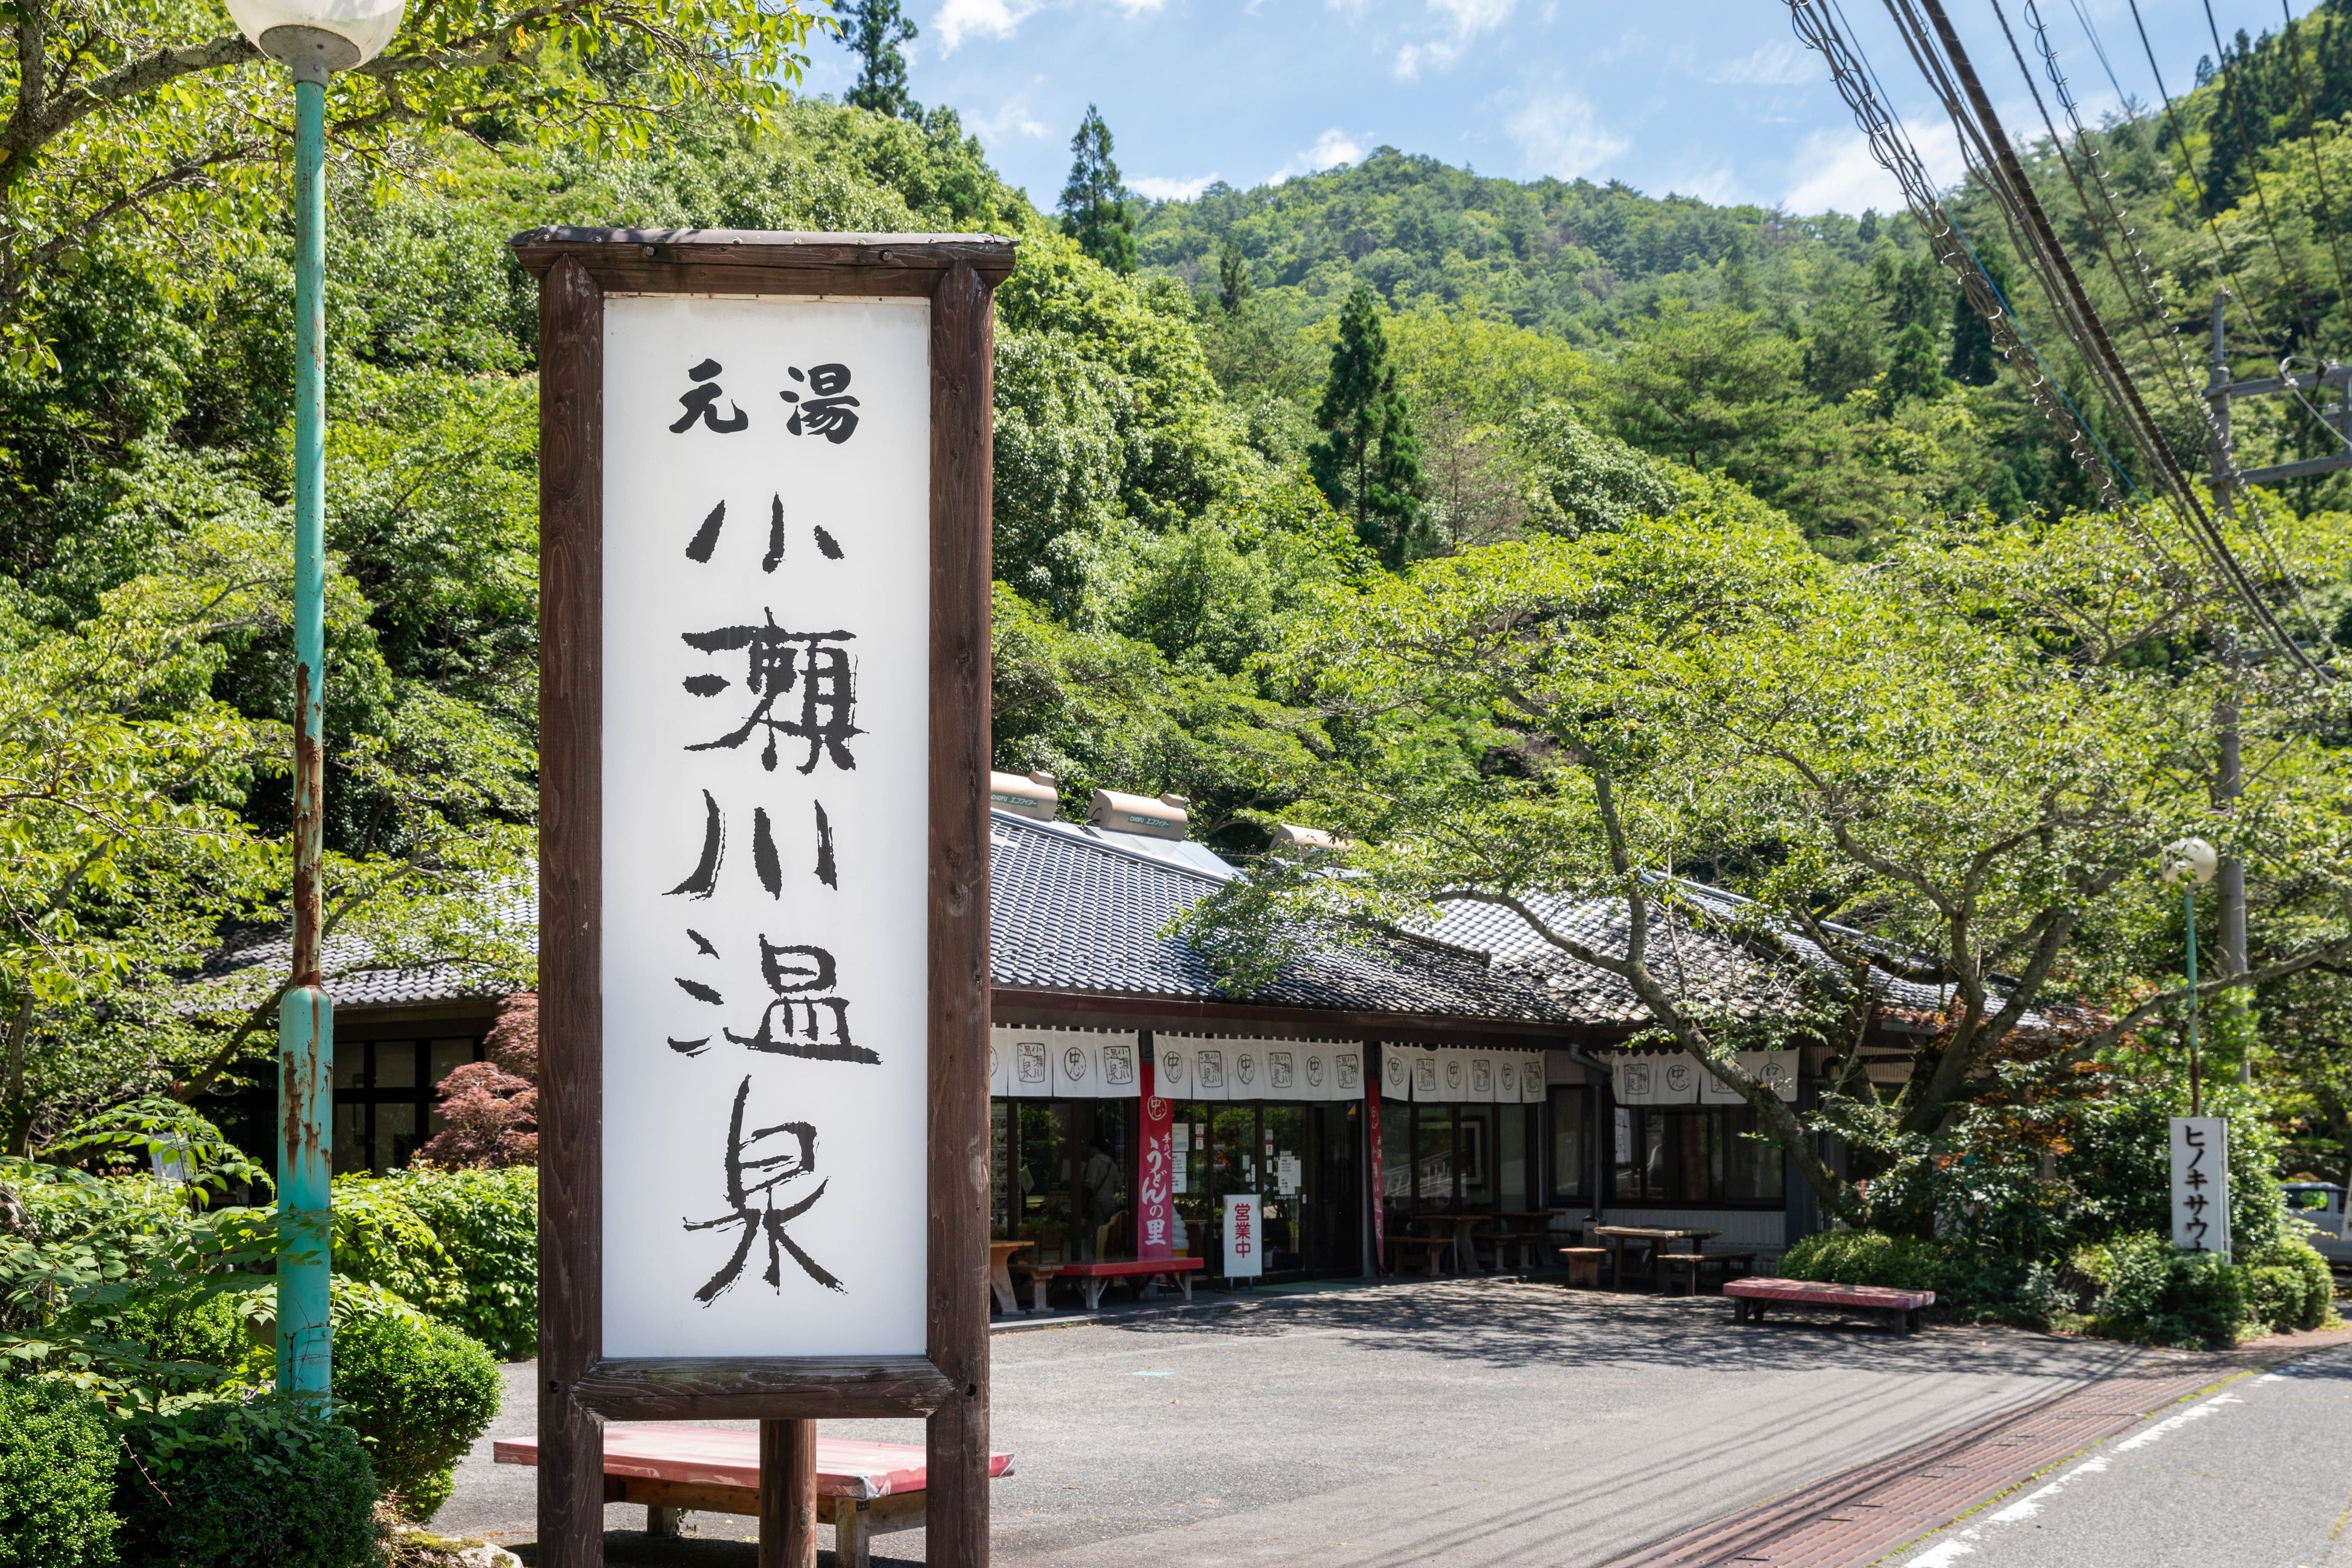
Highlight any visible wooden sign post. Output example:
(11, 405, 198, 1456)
(514, 229, 1013, 1568)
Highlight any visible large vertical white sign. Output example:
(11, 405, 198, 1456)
(599, 294, 932, 1358)
(2170, 1116, 2231, 1259)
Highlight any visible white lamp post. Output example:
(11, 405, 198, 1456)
(221, 0, 405, 1399)
(2162, 836, 2219, 1117)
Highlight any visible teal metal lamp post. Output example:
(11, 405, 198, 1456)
(221, 0, 405, 1397)
(2163, 836, 2220, 1119)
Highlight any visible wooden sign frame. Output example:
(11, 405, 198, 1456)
(513, 229, 1014, 1568)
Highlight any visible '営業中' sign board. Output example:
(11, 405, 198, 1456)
(2170, 1116, 2231, 1259)
(1223, 1192, 1264, 1279)
(516, 229, 1014, 1568)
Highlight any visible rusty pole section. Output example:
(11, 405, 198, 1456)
(275, 56, 335, 1398)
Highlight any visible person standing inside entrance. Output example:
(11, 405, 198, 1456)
(1076, 1137, 1120, 1260)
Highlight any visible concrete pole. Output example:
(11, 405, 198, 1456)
(2209, 292, 2233, 517)
(276, 61, 336, 1397)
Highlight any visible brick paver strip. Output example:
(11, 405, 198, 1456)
(1608, 1327, 2352, 1568)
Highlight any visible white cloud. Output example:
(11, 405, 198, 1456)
(934, 0, 1045, 52)
(1704, 38, 1816, 87)
(1271, 128, 1365, 183)
(1782, 125, 1962, 215)
(1130, 172, 1220, 201)
(970, 96, 1049, 144)
(1394, 0, 1515, 80)
(1505, 92, 1628, 180)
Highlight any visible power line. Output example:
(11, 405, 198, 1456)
(1903, 0, 2327, 677)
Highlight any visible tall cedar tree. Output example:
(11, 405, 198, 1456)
(1947, 247, 2008, 386)
(844, 0, 922, 118)
(1218, 236, 1251, 313)
(1309, 284, 1432, 567)
(1060, 106, 1137, 274)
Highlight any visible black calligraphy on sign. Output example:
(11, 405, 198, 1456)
(671, 359, 749, 434)
(680, 612, 859, 774)
(667, 797, 838, 902)
(666, 932, 876, 1065)
(2180, 1125, 2213, 1250)
(780, 363, 860, 443)
(684, 1076, 842, 1301)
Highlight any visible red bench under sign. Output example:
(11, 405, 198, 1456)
(1724, 1277, 1935, 1333)
(1052, 1256, 1206, 1310)
(494, 1425, 1013, 1567)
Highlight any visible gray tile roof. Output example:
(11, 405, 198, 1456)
(203, 815, 1906, 1035)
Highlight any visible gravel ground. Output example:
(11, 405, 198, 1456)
(1892, 1342, 2352, 1568)
(435, 1276, 2157, 1566)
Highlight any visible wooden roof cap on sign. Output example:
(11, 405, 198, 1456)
(508, 228, 1019, 295)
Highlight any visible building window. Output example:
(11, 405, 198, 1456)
(1548, 1085, 1590, 1202)
(333, 1035, 487, 1174)
(1610, 1105, 1782, 1207)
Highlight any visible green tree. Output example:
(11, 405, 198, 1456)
(841, 0, 920, 119)
(1060, 104, 1136, 275)
(1217, 235, 1251, 313)
(0, 0, 823, 363)
(1947, 248, 2007, 385)
(1802, 274, 1887, 402)
(1308, 284, 1432, 567)
(1882, 322, 1950, 405)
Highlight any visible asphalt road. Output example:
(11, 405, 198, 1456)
(1894, 1344, 2352, 1568)
(435, 1276, 2157, 1567)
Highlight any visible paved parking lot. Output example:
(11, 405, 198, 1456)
(443, 1276, 2160, 1566)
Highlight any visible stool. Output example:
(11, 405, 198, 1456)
(1557, 1246, 1605, 1287)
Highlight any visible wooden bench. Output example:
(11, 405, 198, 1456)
(1052, 1256, 1206, 1310)
(1656, 1250, 1759, 1297)
(1555, 1246, 1607, 1287)
(1015, 1261, 1064, 1313)
(1478, 1230, 1556, 1271)
(1724, 1277, 1935, 1333)
(494, 1425, 1013, 1568)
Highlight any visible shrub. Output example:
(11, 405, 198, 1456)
(333, 1166, 537, 1359)
(2240, 1238, 2338, 1333)
(2073, 1231, 2248, 1348)
(0, 1378, 120, 1568)
(333, 1310, 502, 1521)
(1779, 1230, 1955, 1294)
(115, 1393, 376, 1568)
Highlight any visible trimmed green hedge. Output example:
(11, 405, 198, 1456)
(334, 1309, 502, 1521)
(1778, 1230, 1953, 1294)
(115, 1394, 376, 1568)
(0, 1379, 119, 1568)
(2241, 1238, 2337, 1333)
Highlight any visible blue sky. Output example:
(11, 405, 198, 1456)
(790, 1, 2325, 218)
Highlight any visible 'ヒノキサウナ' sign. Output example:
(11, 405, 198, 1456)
(516, 229, 1013, 1568)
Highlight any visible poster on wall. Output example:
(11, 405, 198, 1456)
(597, 291, 935, 1360)
(1222, 1192, 1264, 1279)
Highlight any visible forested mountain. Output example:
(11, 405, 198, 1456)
(1128, 1, 2352, 552)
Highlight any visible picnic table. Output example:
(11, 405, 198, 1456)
(990, 1239, 1057, 1314)
(1487, 1209, 1567, 1271)
(1408, 1213, 1493, 1274)
(495, 1424, 1014, 1567)
(1589, 1224, 1718, 1289)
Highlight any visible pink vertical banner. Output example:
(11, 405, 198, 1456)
(1138, 1058, 1174, 1262)
(1366, 1055, 1386, 1276)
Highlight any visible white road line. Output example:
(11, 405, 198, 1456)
(1900, 1383, 2254, 1566)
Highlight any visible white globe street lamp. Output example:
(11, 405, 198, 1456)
(2162, 836, 2219, 1116)
(223, 0, 405, 1400)
(225, 0, 404, 69)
